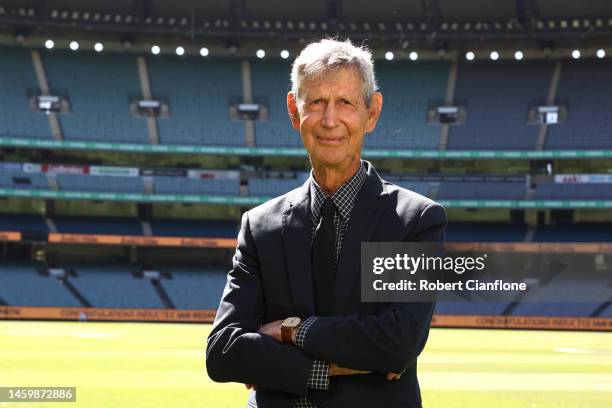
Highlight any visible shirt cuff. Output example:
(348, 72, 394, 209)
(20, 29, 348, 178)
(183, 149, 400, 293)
(294, 316, 317, 348)
(306, 360, 330, 390)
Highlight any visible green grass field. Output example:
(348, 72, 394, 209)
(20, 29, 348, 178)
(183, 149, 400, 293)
(0, 320, 610, 407)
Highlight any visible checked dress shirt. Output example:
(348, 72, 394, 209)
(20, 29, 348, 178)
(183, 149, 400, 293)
(292, 160, 367, 408)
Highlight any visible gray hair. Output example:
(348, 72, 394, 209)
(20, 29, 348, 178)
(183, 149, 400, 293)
(290, 38, 378, 107)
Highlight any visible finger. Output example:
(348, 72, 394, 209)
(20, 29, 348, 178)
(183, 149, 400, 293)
(245, 384, 252, 389)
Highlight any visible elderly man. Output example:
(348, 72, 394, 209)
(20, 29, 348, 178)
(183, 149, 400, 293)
(206, 39, 447, 408)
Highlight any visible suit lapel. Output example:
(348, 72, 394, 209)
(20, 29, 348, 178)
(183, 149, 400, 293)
(334, 165, 388, 312)
(281, 181, 316, 317)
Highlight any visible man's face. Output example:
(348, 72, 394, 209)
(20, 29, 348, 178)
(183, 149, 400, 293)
(287, 67, 382, 171)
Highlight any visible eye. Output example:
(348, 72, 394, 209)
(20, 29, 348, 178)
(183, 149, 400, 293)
(340, 99, 352, 105)
(311, 99, 323, 105)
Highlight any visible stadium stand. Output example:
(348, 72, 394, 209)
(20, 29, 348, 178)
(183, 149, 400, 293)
(43, 51, 149, 143)
(56, 174, 144, 193)
(546, 60, 612, 149)
(0, 213, 48, 233)
(535, 182, 612, 199)
(147, 56, 245, 146)
(160, 266, 227, 309)
(0, 262, 80, 307)
(366, 61, 448, 149)
(68, 264, 164, 308)
(150, 218, 238, 238)
(437, 180, 526, 199)
(0, 170, 50, 190)
(251, 60, 300, 147)
(445, 222, 527, 242)
(509, 275, 612, 317)
(248, 177, 305, 196)
(0, 47, 51, 139)
(533, 223, 612, 242)
(153, 176, 240, 195)
(54, 215, 144, 235)
(447, 61, 551, 150)
(392, 180, 431, 197)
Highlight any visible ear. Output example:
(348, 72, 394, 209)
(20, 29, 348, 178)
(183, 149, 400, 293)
(365, 92, 383, 133)
(287, 92, 301, 130)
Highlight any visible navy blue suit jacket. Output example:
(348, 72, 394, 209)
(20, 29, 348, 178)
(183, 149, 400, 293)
(206, 162, 447, 408)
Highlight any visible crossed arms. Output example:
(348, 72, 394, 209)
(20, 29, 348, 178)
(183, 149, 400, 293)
(206, 202, 447, 395)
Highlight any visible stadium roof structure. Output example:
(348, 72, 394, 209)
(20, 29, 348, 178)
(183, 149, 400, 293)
(2, 0, 612, 45)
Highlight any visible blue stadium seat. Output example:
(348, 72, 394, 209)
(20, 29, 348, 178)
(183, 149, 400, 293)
(56, 174, 144, 193)
(43, 51, 148, 143)
(535, 183, 612, 199)
(54, 215, 143, 235)
(160, 266, 228, 309)
(148, 56, 245, 146)
(251, 60, 301, 147)
(446, 222, 527, 242)
(366, 61, 448, 149)
(392, 181, 431, 197)
(448, 61, 551, 150)
(533, 223, 612, 242)
(437, 180, 526, 199)
(0, 170, 49, 190)
(248, 177, 306, 197)
(69, 264, 164, 308)
(546, 60, 612, 149)
(0, 213, 48, 233)
(0, 47, 51, 139)
(153, 176, 240, 195)
(0, 262, 80, 307)
(150, 218, 238, 238)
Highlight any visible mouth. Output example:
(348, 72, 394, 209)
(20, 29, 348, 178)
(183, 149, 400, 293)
(316, 135, 344, 146)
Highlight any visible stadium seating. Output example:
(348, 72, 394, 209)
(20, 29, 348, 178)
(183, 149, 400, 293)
(448, 61, 551, 150)
(437, 180, 526, 199)
(147, 56, 245, 146)
(68, 264, 164, 308)
(153, 176, 240, 195)
(535, 182, 612, 199)
(56, 174, 144, 193)
(546, 60, 612, 149)
(160, 266, 228, 309)
(0, 170, 50, 190)
(54, 215, 143, 235)
(392, 180, 431, 197)
(0, 213, 48, 233)
(533, 223, 612, 242)
(43, 51, 149, 143)
(0, 262, 80, 307)
(434, 301, 511, 315)
(445, 222, 527, 242)
(0, 47, 51, 139)
(251, 60, 301, 147)
(366, 61, 448, 149)
(248, 177, 305, 196)
(150, 218, 238, 238)
(600, 304, 612, 317)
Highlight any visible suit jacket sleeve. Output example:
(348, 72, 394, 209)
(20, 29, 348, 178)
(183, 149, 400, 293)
(299, 202, 446, 373)
(206, 211, 313, 395)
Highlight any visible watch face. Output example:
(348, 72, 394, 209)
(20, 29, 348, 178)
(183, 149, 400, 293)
(285, 317, 301, 327)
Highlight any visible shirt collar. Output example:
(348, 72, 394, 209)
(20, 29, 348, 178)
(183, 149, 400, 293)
(310, 160, 367, 221)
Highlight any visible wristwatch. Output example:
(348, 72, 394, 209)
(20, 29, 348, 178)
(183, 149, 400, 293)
(281, 317, 302, 344)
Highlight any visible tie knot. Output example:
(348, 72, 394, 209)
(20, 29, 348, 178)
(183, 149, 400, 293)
(321, 198, 336, 217)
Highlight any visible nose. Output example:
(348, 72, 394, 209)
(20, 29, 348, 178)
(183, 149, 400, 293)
(321, 102, 340, 129)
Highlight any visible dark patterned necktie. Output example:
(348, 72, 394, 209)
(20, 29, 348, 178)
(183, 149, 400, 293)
(312, 198, 336, 316)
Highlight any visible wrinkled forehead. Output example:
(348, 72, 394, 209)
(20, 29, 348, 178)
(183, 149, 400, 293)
(297, 65, 364, 100)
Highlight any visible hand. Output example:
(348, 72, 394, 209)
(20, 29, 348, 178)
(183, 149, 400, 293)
(386, 372, 402, 380)
(245, 384, 258, 391)
(328, 362, 370, 376)
(258, 320, 283, 342)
